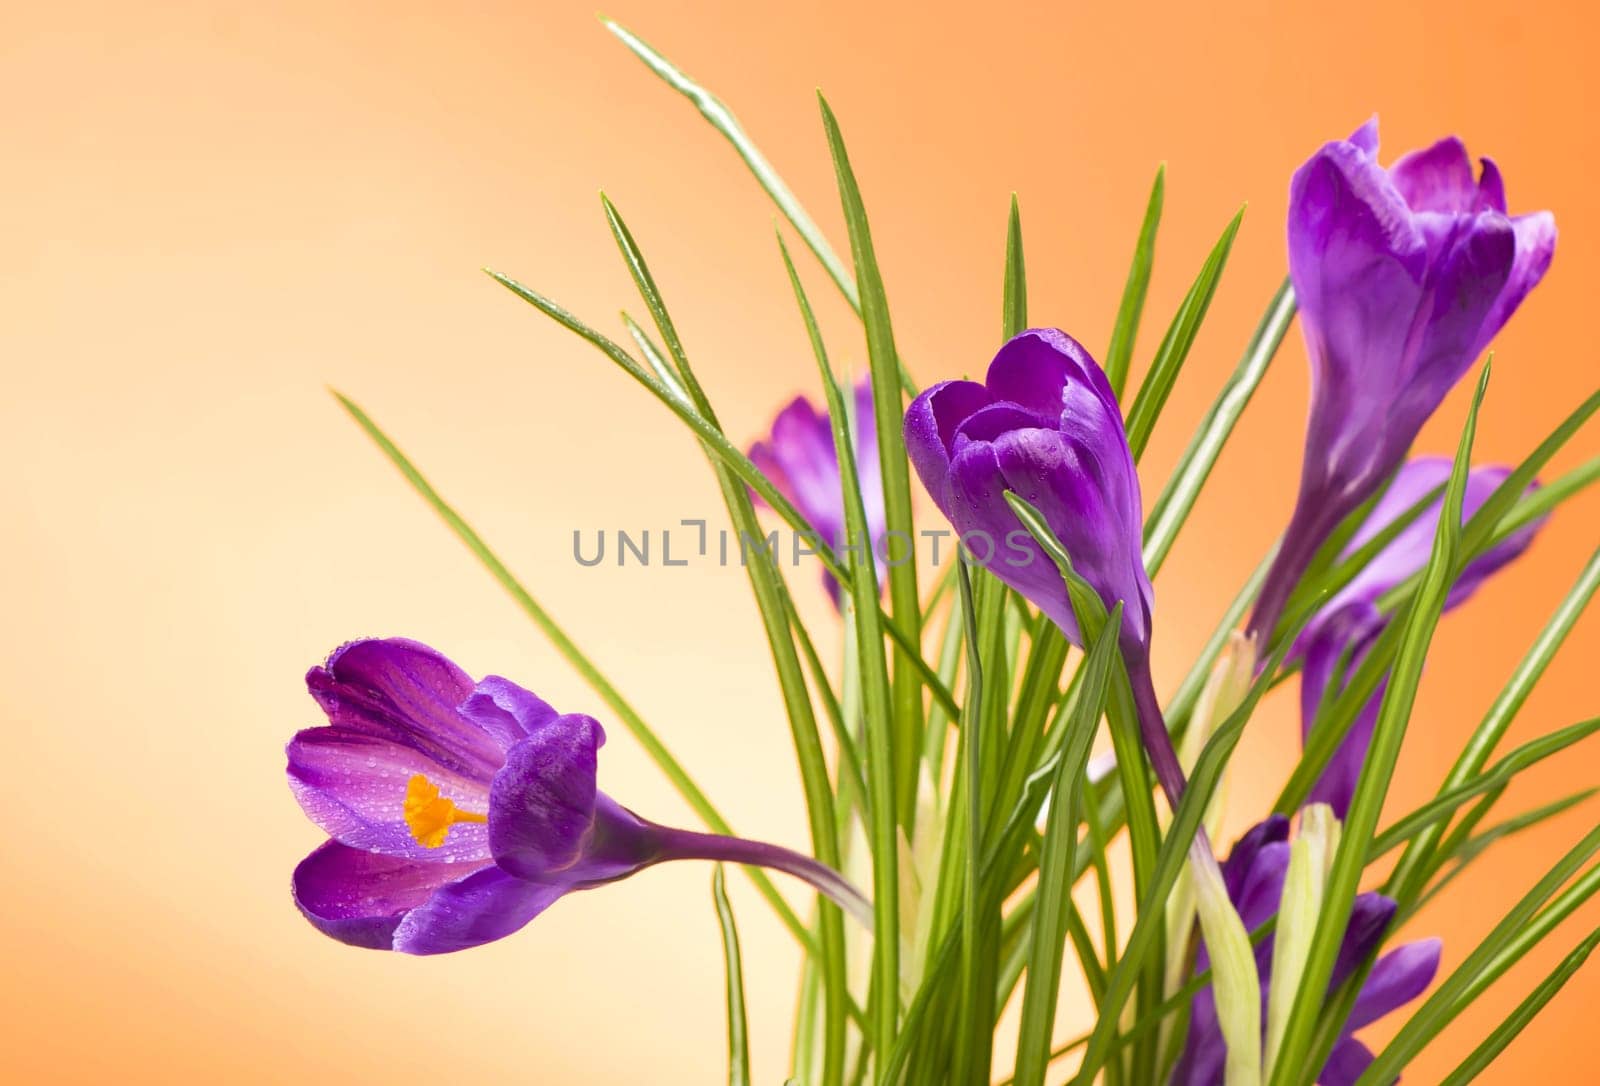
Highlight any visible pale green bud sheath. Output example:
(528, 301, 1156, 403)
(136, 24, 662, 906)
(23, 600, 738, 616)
(1190, 839, 1264, 1086)
(1264, 804, 1341, 1077)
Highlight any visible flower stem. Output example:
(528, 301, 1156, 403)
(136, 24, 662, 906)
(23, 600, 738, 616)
(1127, 652, 1190, 808)
(653, 825, 875, 928)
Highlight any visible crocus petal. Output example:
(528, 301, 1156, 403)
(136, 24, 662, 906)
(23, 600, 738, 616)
(305, 638, 505, 781)
(392, 864, 567, 955)
(291, 840, 495, 950)
(1171, 984, 1225, 1086)
(984, 327, 1115, 423)
(1321, 1038, 1377, 1086)
(1405, 211, 1515, 394)
(990, 426, 1152, 650)
(458, 674, 559, 752)
(1331, 892, 1398, 990)
(1299, 602, 1386, 818)
(1347, 938, 1442, 1031)
(1391, 137, 1477, 213)
(1477, 158, 1507, 213)
(944, 437, 1081, 640)
(1479, 210, 1557, 348)
(1222, 815, 1291, 901)
(488, 713, 605, 880)
(904, 379, 993, 493)
(286, 726, 492, 863)
(1348, 116, 1380, 156)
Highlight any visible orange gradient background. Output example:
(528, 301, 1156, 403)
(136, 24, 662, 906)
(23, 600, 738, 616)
(4, 1, 1596, 1082)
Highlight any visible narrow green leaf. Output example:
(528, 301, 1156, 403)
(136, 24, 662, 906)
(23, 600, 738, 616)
(1268, 364, 1490, 1086)
(778, 233, 900, 1070)
(1104, 165, 1165, 399)
(1369, 716, 1600, 861)
(1488, 454, 1600, 542)
(1438, 927, 1600, 1086)
(1013, 610, 1122, 1086)
(602, 203, 850, 1084)
(1387, 545, 1600, 905)
(1003, 193, 1028, 340)
(1358, 823, 1600, 1084)
(602, 17, 859, 312)
(818, 94, 925, 842)
(1069, 641, 1288, 1086)
(332, 392, 811, 948)
(1142, 279, 1295, 575)
(711, 866, 752, 1086)
(1458, 388, 1600, 560)
(1124, 206, 1245, 461)
(490, 268, 960, 721)
(1415, 789, 1598, 915)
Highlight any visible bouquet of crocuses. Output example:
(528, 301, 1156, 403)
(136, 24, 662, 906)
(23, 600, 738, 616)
(284, 19, 1599, 1086)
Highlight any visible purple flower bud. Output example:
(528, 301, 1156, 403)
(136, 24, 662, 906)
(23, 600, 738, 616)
(1173, 818, 1442, 1086)
(287, 639, 868, 954)
(1251, 119, 1555, 641)
(903, 328, 1153, 655)
(749, 379, 885, 606)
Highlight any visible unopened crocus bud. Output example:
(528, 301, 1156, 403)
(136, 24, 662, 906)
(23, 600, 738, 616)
(1251, 119, 1555, 642)
(906, 329, 1188, 801)
(904, 328, 1152, 655)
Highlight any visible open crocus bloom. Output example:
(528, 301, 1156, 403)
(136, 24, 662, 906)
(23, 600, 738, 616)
(1251, 119, 1555, 642)
(288, 638, 868, 954)
(1173, 817, 1442, 1086)
(749, 378, 886, 605)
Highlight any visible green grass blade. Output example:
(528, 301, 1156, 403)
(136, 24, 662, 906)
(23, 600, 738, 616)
(712, 866, 752, 1086)
(1124, 206, 1245, 461)
(1267, 364, 1490, 1086)
(1358, 823, 1600, 1084)
(1013, 611, 1122, 1086)
(1490, 454, 1600, 542)
(1438, 927, 1600, 1086)
(1369, 716, 1600, 860)
(1070, 643, 1287, 1086)
(602, 17, 859, 312)
(601, 204, 851, 1083)
(1386, 545, 1600, 904)
(778, 234, 900, 1065)
(1458, 388, 1600, 560)
(1142, 279, 1295, 575)
(332, 392, 812, 949)
(1412, 788, 1598, 919)
(818, 94, 925, 837)
(1003, 193, 1028, 339)
(1103, 165, 1165, 399)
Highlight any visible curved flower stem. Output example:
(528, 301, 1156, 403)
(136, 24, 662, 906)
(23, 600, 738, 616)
(1126, 652, 1190, 808)
(653, 825, 875, 929)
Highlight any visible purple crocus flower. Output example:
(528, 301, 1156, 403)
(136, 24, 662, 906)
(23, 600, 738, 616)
(1250, 119, 1555, 642)
(1298, 459, 1545, 816)
(1173, 817, 1442, 1086)
(749, 378, 885, 605)
(904, 328, 1151, 653)
(904, 329, 1184, 797)
(288, 638, 869, 954)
